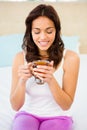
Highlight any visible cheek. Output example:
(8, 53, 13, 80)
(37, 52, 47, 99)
(32, 34, 38, 43)
(50, 33, 56, 42)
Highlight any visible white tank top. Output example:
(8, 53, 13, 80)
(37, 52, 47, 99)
(21, 49, 72, 117)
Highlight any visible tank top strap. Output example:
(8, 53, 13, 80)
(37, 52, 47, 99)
(63, 48, 67, 57)
(23, 51, 27, 65)
(59, 49, 67, 68)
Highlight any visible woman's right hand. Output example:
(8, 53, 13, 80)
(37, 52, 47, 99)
(18, 62, 33, 83)
(10, 53, 33, 110)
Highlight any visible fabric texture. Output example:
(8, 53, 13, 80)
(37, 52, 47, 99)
(12, 111, 73, 130)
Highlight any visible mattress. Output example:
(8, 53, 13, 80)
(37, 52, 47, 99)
(0, 54, 87, 130)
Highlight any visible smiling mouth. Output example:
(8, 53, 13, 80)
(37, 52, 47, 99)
(39, 41, 49, 46)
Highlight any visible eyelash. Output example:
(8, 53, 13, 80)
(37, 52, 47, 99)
(47, 31, 53, 34)
(34, 32, 40, 34)
(34, 31, 53, 34)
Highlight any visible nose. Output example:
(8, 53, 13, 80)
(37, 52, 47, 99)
(40, 32, 47, 39)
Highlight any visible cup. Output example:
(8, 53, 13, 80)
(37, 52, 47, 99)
(32, 60, 50, 84)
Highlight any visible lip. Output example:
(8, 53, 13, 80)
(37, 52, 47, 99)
(38, 41, 49, 46)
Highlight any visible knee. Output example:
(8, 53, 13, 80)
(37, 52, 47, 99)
(39, 119, 73, 130)
(12, 113, 40, 130)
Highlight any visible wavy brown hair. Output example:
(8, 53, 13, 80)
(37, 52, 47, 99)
(22, 4, 64, 68)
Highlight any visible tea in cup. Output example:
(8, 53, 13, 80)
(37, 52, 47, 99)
(32, 60, 50, 84)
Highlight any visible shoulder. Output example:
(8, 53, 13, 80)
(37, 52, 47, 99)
(64, 49, 80, 61)
(12, 51, 25, 66)
(63, 49, 80, 71)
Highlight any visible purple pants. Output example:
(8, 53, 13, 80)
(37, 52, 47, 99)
(12, 111, 73, 130)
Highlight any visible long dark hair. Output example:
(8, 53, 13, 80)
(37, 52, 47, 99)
(22, 4, 64, 68)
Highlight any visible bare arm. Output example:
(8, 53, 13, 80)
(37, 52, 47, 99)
(10, 52, 32, 111)
(48, 50, 80, 110)
(33, 50, 80, 110)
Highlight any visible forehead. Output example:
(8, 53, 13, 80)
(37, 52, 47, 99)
(32, 16, 55, 28)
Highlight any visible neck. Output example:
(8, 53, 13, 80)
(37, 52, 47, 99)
(39, 50, 48, 59)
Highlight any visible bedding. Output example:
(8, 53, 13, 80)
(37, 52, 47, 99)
(0, 54, 87, 130)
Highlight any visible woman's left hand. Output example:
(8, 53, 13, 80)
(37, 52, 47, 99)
(32, 61, 54, 83)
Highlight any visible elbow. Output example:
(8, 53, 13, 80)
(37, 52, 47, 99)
(10, 103, 20, 111)
(10, 97, 23, 111)
(11, 106, 19, 111)
(10, 99, 20, 111)
(62, 95, 74, 111)
(62, 105, 71, 111)
(62, 101, 73, 111)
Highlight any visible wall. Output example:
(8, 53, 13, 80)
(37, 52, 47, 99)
(0, 1, 87, 53)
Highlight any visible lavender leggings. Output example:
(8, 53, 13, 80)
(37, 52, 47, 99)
(12, 111, 73, 130)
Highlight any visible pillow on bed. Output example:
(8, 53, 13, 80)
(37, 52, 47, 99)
(62, 35, 80, 53)
(0, 34, 79, 67)
(0, 34, 23, 67)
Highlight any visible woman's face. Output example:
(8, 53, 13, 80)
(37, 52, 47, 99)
(31, 16, 56, 54)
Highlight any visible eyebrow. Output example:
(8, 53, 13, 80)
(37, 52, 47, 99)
(32, 27, 55, 30)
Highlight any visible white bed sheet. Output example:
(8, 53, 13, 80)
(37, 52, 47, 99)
(0, 66, 16, 130)
(0, 54, 87, 130)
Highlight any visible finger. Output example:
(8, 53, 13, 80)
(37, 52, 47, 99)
(33, 71, 51, 79)
(27, 62, 32, 68)
(18, 71, 32, 80)
(33, 65, 53, 74)
(18, 68, 30, 74)
(18, 65, 33, 78)
(49, 60, 54, 67)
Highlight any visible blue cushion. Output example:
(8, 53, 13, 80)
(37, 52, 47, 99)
(0, 34, 24, 67)
(0, 34, 79, 67)
(62, 35, 79, 53)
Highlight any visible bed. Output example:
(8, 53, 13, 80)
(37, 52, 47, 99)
(0, 34, 87, 130)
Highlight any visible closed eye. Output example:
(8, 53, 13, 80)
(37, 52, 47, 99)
(47, 31, 53, 34)
(46, 27, 55, 34)
(34, 31, 40, 34)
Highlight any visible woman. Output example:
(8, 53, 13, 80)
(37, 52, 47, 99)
(10, 4, 80, 130)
